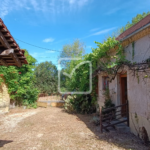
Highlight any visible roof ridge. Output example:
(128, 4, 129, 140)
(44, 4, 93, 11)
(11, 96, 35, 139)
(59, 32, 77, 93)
(116, 14, 150, 41)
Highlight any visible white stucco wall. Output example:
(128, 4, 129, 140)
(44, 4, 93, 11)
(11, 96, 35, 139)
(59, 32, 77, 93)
(97, 73, 120, 106)
(125, 35, 150, 139)
(124, 35, 150, 62)
(127, 70, 150, 139)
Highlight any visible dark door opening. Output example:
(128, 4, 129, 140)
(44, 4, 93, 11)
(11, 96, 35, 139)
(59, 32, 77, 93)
(120, 74, 127, 117)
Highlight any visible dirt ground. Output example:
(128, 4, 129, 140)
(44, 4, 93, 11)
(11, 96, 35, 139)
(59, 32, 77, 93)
(0, 107, 149, 150)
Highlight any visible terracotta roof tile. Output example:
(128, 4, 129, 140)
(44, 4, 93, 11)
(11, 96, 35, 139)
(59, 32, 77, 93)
(116, 14, 150, 41)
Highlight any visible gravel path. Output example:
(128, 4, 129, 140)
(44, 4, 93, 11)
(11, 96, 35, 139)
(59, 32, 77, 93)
(0, 107, 149, 150)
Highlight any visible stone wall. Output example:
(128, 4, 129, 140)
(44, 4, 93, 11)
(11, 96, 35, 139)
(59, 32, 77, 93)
(0, 82, 10, 113)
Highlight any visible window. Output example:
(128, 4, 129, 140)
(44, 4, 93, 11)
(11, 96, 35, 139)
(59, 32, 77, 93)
(102, 76, 109, 90)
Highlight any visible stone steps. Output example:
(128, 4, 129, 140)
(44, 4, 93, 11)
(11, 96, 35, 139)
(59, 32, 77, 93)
(102, 118, 130, 133)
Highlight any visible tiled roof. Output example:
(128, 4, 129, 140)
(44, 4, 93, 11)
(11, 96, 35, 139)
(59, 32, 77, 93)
(0, 18, 28, 67)
(116, 14, 150, 41)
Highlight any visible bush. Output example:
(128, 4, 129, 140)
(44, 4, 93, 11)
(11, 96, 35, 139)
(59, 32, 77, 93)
(64, 95, 75, 113)
(64, 94, 96, 114)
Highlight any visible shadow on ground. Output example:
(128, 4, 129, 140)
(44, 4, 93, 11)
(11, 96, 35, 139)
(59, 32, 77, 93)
(0, 140, 13, 147)
(63, 110, 150, 150)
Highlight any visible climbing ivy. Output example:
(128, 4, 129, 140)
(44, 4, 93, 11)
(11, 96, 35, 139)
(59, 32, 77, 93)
(132, 42, 135, 60)
(0, 50, 39, 108)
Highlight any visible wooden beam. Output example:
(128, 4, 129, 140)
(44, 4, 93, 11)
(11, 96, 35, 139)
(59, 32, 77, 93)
(1, 28, 7, 32)
(10, 43, 17, 47)
(10, 53, 22, 67)
(0, 31, 10, 48)
(0, 48, 14, 55)
(16, 51, 23, 56)
(6, 38, 14, 42)
(14, 47, 20, 51)
(3, 33, 11, 37)
(5, 60, 24, 63)
(0, 58, 8, 67)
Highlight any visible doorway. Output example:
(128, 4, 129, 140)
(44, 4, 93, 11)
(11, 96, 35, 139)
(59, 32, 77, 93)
(120, 74, 127, 116)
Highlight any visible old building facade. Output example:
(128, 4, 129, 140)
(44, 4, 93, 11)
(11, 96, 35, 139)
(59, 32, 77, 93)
(97, 15, 150, 139)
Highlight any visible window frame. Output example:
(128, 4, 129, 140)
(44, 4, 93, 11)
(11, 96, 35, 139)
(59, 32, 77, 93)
(102, 76, 109, 90)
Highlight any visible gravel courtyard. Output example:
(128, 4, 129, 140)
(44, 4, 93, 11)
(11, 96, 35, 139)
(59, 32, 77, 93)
(0, 107, 149, 150)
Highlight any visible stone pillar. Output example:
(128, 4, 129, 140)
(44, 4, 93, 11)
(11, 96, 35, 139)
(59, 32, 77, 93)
(0, 82, 10, 113)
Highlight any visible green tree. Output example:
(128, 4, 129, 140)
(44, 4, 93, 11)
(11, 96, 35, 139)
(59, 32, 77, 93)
(59, 39, 85, 68)
(59, 39, 85, 91)
(34, 61, 58, 95)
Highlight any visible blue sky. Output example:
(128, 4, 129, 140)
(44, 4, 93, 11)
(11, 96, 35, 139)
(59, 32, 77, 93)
(0, 0, 150, 66)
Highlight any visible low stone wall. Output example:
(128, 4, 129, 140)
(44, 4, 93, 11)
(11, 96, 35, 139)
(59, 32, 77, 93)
(0, 82, 10, 113)
(38, 95, 61, 101)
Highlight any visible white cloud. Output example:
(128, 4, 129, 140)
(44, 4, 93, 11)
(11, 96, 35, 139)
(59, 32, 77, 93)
(31, 51, 56, 58)
(25, 7, 31, 10)
(90, 28, 100, 32)
(43, 38, 55, 43)
(45, 50, 55, 53)
(0, 0, 90, 18)
(30, 0, 39, 11)
(78, 0, 89, 7)
(68, 0, 89, 6)
(86, 45, 92, 49)
(106, 7, 121, 15)
(80, 27, 116, 39)
(31, 52, 44, 58)
(69, 0, 75, 4)
(92, 27, 116, 36)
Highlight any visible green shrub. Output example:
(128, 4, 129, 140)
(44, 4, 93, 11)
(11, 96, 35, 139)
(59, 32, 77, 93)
(64, 95, 75, 113)
(64, 94, 96, 114)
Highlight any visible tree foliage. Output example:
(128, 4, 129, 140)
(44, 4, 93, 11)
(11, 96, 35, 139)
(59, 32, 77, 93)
(0, 50, 39, 107)
(59, 39, 85, 58)
(59, 39, 85, 68)
(59, 39, 85, 91)
(34, 61, 58, 95)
